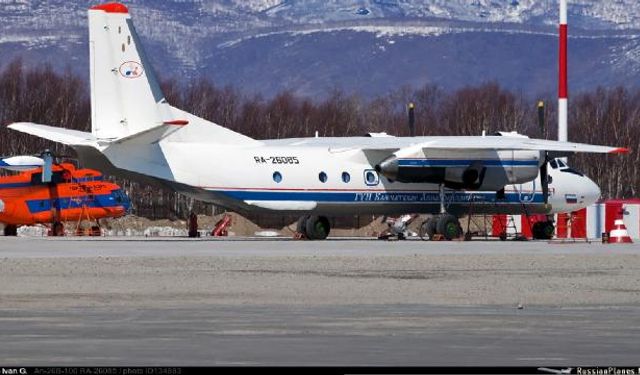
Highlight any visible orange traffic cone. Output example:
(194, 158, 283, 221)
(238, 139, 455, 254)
(608, 219, 633, 244)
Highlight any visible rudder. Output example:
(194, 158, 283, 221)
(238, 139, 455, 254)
(88, 2, 259, 146)
(89, 3, 171, 140)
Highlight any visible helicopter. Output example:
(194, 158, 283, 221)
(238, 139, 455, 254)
(0, 151, 131, 236)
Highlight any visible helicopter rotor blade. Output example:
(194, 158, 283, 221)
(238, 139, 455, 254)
(0, 155, 44, 172)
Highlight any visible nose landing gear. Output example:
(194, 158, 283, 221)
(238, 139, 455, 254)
(532, 220, 555, 240)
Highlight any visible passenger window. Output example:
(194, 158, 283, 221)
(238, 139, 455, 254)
(341, 172, 350, 183)
(273, 172, 282, 183)
(319, 172, 328, 183)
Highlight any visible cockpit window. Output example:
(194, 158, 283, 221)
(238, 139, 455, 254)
(560, 167, 584, 177)
(550, 158, 584, 176)
(112, 189, 126, 203)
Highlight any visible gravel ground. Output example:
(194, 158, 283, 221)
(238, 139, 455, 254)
(1, 238, 639, 366)
(1, 238, 639, 309)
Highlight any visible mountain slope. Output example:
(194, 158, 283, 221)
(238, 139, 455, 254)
(1, 0, 639, 98)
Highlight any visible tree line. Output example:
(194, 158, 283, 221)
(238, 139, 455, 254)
(0, 59, 635, 219)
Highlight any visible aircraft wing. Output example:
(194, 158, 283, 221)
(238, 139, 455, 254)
(8, 122, 98, 147)
(361, 136, 629, 157)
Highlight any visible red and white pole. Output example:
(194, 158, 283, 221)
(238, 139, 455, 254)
(558, 0, 568, 144)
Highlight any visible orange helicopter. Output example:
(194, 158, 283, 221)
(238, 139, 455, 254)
(0, 152, 131, 236)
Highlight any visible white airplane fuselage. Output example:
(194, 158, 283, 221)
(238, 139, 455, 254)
(80, 135, 601, 217)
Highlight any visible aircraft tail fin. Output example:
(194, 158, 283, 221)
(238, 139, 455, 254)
(88, 3, 256, 145)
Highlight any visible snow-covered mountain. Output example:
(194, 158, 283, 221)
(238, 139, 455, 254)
(2, 0, 640, 97)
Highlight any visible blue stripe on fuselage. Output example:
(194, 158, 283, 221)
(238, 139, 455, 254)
(397, 159, 539, 167)
(25, 193, 123, 213)
(210, 189, 545, 204)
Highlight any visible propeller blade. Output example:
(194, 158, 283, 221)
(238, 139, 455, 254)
(540, 153, 549, 205)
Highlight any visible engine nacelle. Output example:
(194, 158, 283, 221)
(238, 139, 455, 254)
(375, 151, 541, 191)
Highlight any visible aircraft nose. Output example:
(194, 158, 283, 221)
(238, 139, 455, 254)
(583, 177, 601, 206)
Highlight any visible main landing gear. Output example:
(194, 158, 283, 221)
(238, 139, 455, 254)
(419, 214, 463, 241)
(296, 215, 331, 240)
(419, 184, 463, 241)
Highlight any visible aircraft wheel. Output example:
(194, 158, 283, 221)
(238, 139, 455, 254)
(4, 225, 18, 236)
(436, 214, 462, 241)
(305, 216, 330, 240)
(296, 215, 310, 238)
(532, 221, 554, 240)
(419, 217, 438, 240)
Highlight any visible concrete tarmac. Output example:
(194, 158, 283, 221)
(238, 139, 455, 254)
(0, 237, 639, 366)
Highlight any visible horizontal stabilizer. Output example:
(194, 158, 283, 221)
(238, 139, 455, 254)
(8, 122, 98, 147)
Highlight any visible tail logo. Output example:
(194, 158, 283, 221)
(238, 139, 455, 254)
(119, 61, 144, 79)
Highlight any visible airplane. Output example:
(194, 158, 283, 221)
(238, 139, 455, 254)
(6, 2, 628, 240)
(0, 154, 131, 236)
